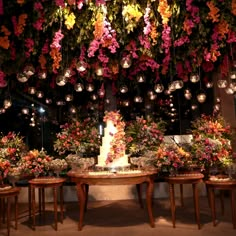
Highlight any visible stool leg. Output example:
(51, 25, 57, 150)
(231, 190, 236, 229)
(169, 183, 176, 228)
(192, 183, 201, 229)
(53, 186, 58, 231)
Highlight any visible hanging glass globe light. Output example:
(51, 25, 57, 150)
(0, 108, 6, 114)
(28, 87, 36, 95)
(136, 74, 146, 83)
(217, 79, 228, 88)
(120, 56, 132, 69)
(214, 104, 221, 112)
(95, 67, 103, 76)
(191, 104, 198, 110)
(184, 88, 192, 100)
(229, 82, 236, 92)
(76, 61, 87, 72)
(91, 94, 98, 100)
(229, 71, 236, 80)
(65, 94, 74, 102)
(174, 80, 184, 89)
(168, 82, 176, 92)
(197, 92, 207, 103)
(56, 100, 66, 106)
(36, 91, 44, 98)
(22, 108, 29, 115)
(225, 87, 234, 95)
(123, 100, 130, 107)
(17, 73, 29, 83)
(205, 81, 213, 88)
(69, 106, 77, 114)
(134, 96, 143, 103)
(190, 73, 200, 83)
(45, 98, 52, 104)
(38, 70, 47, 79)
(56, 75, 67, 86)
(86, 83, 94, 92)
(23, 64, 35, 77)
(98, 88, 105, 98)
(3, 99, 12, 109)
(120, 85, 128, 93)
(154, 83, 164, 93)
(74, 83, 84, 92)
(64, 68, 72, 78)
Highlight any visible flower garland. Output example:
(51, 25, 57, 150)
(103, 110, 126, 164)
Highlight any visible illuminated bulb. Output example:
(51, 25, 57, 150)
(225, 87, 234, 95)
(56, 100, 66, 106)
(174, 80, 184, 89)
(154, 84, 164, 93)
(206, 81, 213, 88)
(36, 91, 44, 98)
(69, 106, 77, 114)
(136, 74, 145, 83)
(120, 56, 132, 69)
(91, 94, 98, 100)
(123, 100, 130, 107)
(22, 108, 29, 115)
(190, 73, 200, 83)
(3, 99, 12, 109)
(134, 96, 143, 103)
(168, 82, 176, 92)
(17, 73, 28, 83)
(229, 71, 236, 80)
(45, 98, 52, 104)
(76, 61, 87, 72)
(23, 64, 35, 77)
(191, 104, 198, 110)
(0, 108, 6, 114)
(217, 79, 227, 88)
(74, 83, 84, 92)
(65, 94, 74, 102)
(98, 89, 105, 98)
(120, 85, 128, 93)
(149, 93, 157, 100)
(28, 87, 36, 95)
(197, 92, 207, 103)
(184, 89, 192, 100)
(214, 104, 220, 111)
(86, 83, 94, 92)
(95, 67, 103, 76)
(56, 75, 67, 86)
(64, 68, 72, 78)
(38, 70, 47, 79)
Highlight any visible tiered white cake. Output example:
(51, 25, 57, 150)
(97, 111, 129, 168)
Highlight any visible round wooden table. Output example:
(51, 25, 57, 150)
(0, 186, 21, 236)
(28, 177, 66, 231)
(67, 170, 157, 230)
(205, 179, 236, 229)
(165, 173, 204, 229)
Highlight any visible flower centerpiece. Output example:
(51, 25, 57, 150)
(54, 117, 101, 156)
(65, 154, 95, 171)
(154, 143, 192, 174)
(46, 158, 68, 177)
(125, 116, 166, 156)
(191, 114, 233, 173)
(0, 132, 27, 166)
(19, 149, 53, 178)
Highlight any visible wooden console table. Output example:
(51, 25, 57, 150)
(205, 179, 236, 229)
(67, 170, 157, 230)
(28, 177, 66, 230)
(165, 173, 204, 229)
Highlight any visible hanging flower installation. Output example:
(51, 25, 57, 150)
(0, 0, 236, 88)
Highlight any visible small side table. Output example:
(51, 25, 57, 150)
(205, 180, 236, 229)
(0, 187, 21, 236)
(28, 177, 66, 231)
(165, 173, 204, 229)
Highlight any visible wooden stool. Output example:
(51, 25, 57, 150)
(205, 180, 236, 229)
(28, 177, 66, 231)
(0, 187, 21, 236)
(165, 173, 204, 229)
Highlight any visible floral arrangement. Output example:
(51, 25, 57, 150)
(47, 158, 68, 172)
(65, 154, 95, 170)
(103, 110, 126, 164)
(54, 117, 101, 155)
(0, 157, 10, 181)
(1, 1, 236, 95)
(125, 116, 166, 156)
(19, 149, 53, 177)
(0, 132, 27, 165)
(154, 143, 192, 172)
(191, 114, 233, 170)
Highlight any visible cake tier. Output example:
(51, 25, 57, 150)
(96, 154, 130, 168)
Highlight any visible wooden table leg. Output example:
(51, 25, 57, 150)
(53, 186, 58, 231)
(28, 185, 31, 220)
(220, 190, 224, 216)
(7, 197, 10, 236)
(38, 188, 42, 215)
(42, 188, 45, 214)
(0, 198, 2, 228)
(77, 183, 86, 231)
(31, 186, 36, 230)
(231, 190, 236, 229)
(136, 184, 144, 208)
(180, 184, 184, 207)
(60, 185, 64, 223)
(192, 183, 201, 229)
(15, 195, 18, 230)
(209, 187, 216, 226)
(146, 180, 155, 227)
(169, 183, 176, 228)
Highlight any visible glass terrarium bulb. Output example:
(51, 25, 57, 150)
(190, 73, 200, 83)
(217, 79, 228, 88)
(98, 89, 105, 98)
(45, 98, 52, 104)
(154, 83, 164, 93)
(65, 94, 74, 102)
(36, 91, 44, 98)
(38, 70, 47, 79)
(74, 83, 84, 92)
(56, 75, 67, 86)
(134, 96, 143, 103)
(86, 83, 94, 92)
(136, 74, 145, 83)
(64, 68, 72, 78)
(206, 81, 213, 88)
(120, 85, 128, 93)
(197, 92, 207, 103)
(69, 106, 77, 114)
(95, 67, 103, 76)
(174, 80, 184, 89)
(184, 89, 192, 100)
(28, 87, 36, 94)
(17, 73, 29, 83)
(76, 61, 87, 72)
(120, 56, 132, 69)
(3, 99, 12, 109)
(229, 71, 236, 80)
(23, 64, 35, 77)
(191, 104, 198, 110)
(22, 108, 29, 115)
(225, 87, 234, 95)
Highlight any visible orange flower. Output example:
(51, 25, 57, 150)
(50, 47, 62, 72)
(17, 0, 25, 4)
(150, 22, 158, 45)
(218, 19, 229, 37)
(207, 1, 220, 23)
(158, 0, 172, 25)
(0, 25, 11, 49)
(232, 0, 236, 15)
(93, 12, 104, 39)
(38, 54, 47, 70)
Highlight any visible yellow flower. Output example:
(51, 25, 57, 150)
(65, 12, 76, 30)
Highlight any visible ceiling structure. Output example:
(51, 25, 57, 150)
(0, 0, 235, 141)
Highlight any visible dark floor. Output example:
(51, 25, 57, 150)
(1, 196, 236, 236)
